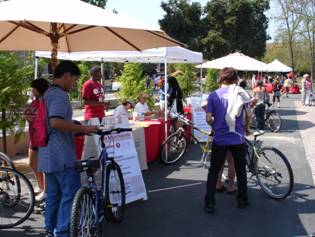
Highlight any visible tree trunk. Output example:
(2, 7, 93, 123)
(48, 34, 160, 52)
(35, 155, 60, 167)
(1, 108, 7, 154)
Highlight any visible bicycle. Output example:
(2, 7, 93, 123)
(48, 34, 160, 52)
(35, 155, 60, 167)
(0, 152, 15, 169)
(0, 166, 35, 229)
(160, 112, 212, 165)
(245, 132, 294, 199)
(70, 127, 131, 237)
(251, 103, 282, 132)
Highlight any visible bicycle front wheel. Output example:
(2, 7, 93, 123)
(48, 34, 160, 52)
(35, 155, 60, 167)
(161, 133, 187, 165)
(0, 167, 35, 229)
(0, 152, 15, 168)
(105, 161, 125, 224)
(266, 110, 282, 132)
(255, 147, 294, 199)
(70, 187, 99, 237)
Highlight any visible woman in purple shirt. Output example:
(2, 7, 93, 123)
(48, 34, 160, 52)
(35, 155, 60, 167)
(204, 67, 250, 214)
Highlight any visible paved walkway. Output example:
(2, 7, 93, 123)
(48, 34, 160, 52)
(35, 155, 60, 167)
(294, 100, 315, 184)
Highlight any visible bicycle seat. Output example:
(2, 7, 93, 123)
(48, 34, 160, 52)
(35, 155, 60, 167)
(75, 159, 100, 173)
(253, 130, 264, 138)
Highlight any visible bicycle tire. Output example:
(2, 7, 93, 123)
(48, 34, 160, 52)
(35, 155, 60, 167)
(160, 133, 187, 165)
(105, 161, 126, 224)
(255, 147, 294, 199)
(0, 152, 15, 169)
(0, 167, 35, 229)
(266, 110, 282, 132)
(70, 187, 99, 237)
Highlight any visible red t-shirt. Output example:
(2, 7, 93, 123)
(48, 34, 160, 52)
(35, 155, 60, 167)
(81, 79, 105, 120)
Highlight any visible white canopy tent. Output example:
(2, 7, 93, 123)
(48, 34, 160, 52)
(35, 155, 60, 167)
(35, 47, 203, 153)
(35, 46, 203, 64)
(197, 52, 268, 71)
(266, 59, 292, 72)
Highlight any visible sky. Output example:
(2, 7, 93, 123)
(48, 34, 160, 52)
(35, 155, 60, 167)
(106, 0, 278, 40)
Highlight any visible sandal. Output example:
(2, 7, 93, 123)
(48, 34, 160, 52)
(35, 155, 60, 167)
(216, 186, 226, 193)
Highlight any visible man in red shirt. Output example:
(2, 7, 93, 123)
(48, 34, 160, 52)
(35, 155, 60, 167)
(81, 66, 109, 121)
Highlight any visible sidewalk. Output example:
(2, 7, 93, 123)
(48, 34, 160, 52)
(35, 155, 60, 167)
(294, 100, 315, 184)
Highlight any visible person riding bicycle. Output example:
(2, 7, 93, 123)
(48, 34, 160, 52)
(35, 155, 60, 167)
(204, 67, 251, 214)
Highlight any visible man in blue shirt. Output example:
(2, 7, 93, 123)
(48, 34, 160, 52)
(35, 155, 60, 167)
(38, 61, 98, 237)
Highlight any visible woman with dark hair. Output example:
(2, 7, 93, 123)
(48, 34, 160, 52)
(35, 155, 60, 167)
(204, 67, 251, 213)
(167, 75, 184, 114)
(24, 78, 50, 202)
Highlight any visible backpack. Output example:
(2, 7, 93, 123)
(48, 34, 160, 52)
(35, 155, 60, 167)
(29, 99, 48, 147)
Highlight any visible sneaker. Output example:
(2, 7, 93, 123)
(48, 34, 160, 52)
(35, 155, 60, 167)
(237, 199, 249, 209)
(45, 231, 54, 237)
(204, 203, 215, 214)
(35, 192, 46, 202)
(253, 130, 260, 136)
(259, 130, 264, 134)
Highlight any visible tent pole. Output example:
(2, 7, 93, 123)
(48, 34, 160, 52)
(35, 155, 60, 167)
(34, 56, 39, 80)
(101, 58, 104, 87)
(164, 59, 168, 159)
(200, 65, 203, 95)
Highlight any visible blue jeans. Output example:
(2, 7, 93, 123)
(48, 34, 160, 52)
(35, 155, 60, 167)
(45, 168, 81, 237)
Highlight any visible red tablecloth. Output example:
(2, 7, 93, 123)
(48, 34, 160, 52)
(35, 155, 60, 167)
(142, 118, 172, 163)
(290, 86, 300, 94)
(264, 83, 273, 93)
(74, 135, 85, 160)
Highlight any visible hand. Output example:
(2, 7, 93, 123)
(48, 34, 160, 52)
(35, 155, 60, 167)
(24, 114, 35, 122)
(84, 125, 99, 134)
(103, 101, 110, 110)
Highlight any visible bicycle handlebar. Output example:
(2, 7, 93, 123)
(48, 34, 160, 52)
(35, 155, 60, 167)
(169, 111, 192, 125)
(96, 127, 132, 136)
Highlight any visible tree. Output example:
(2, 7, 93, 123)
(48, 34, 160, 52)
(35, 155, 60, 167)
(83, 0, 107, 8)
(202, 0, 270, 59)
(159, 0, 270, 59)
(203, 69, 219, 93)
(292, 0, 315, 78)
(159, 0, 205, 52)
(275, 0, 301, 72)
(118, 63, 154, 108)
(173, 64, 196, 97)
(0, 52, 33, 153)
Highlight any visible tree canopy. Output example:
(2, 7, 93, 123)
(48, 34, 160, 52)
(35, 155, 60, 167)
(159, 0, 270, 60)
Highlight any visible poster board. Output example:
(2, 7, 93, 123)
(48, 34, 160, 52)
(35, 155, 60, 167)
(81, 118, 147, 203)
(190, 97, 212, 142)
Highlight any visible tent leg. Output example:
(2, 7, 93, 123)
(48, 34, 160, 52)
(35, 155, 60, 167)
(164, 59, 168, 160)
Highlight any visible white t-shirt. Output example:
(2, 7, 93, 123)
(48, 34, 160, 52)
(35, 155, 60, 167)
(134, 102, 149, 115)
(113, 105, 130, 128)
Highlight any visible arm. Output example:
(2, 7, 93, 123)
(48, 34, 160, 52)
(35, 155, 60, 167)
(206, 112, 213, 126)
(50, 118, 98, 134)
(83, 98, 110, 107)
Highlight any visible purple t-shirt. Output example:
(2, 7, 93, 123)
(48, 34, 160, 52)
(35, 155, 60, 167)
(207, 87, 246, 145)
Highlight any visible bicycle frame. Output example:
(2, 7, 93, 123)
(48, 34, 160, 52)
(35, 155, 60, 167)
(81, 130, 121, 226)
(170, 111, 212, 167)
(245, 135, 263, 172)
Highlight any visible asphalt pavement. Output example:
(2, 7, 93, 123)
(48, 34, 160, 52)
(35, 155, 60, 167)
(1, 94, 315, 237)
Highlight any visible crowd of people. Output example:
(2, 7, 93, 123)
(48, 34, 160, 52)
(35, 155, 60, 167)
(22, 61, 313, 235)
